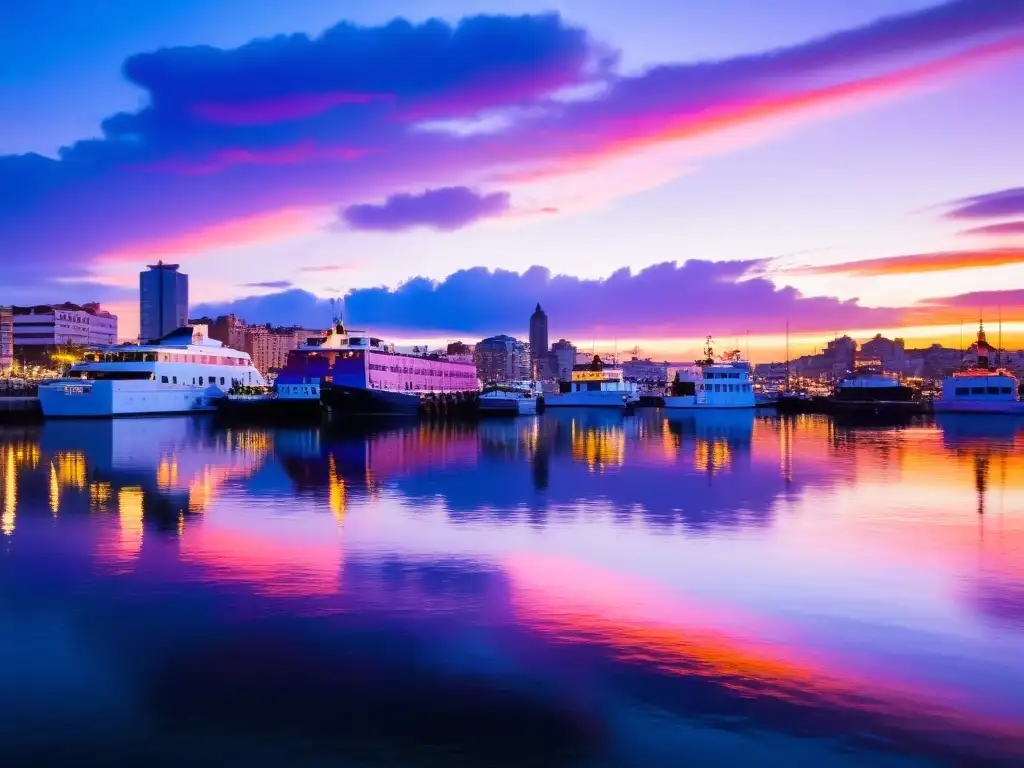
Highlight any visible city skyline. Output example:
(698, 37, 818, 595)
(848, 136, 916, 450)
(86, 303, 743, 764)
(3, 0, 1024, 358)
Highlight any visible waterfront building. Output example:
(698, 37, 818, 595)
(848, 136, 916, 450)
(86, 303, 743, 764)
(140, 261, 189, 342)
(529, 303, 549, 379)
(210, 313, 248, 351)
(551, 339, 577, 381)
(475, 334, 531, 383)
(621, 357, 670, 384)
(0, 306, 12, 373)
(11, 303, 118, 365)
(861, 334, 906, 371)
(244, 325, 318, 376)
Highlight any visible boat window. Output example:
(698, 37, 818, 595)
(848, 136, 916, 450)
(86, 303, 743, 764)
(987, 387, 1000, 395)
(220, 377, 225, 385)
(173, 376, 177, 384)
(199, 377, 204, 385)
(714, 384, 721, 392)
(955, 387, 969, 396)
(161, 375, 169, 384)
(1001, 387, 1012, 394)
(971, 387, 985, 394)
(586, 381, 601, 392)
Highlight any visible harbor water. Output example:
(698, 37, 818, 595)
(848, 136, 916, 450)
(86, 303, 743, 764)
(1, 410, 1022, 766)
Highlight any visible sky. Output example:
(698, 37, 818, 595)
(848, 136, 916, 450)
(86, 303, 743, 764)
(2, 0, 1024, 359)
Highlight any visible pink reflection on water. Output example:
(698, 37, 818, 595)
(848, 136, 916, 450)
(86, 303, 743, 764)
(506, 553, 1024, 757)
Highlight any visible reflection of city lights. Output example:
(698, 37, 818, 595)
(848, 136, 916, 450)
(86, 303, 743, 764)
(54, 451, 86, 490)
(157, 456, 179, 489)
(118, 486, 144, 557)
(49, 462, 59, 514)
(2, 447, 16, 535)
(328, 454, 346, 523)
(89, 481, 112, 512)
(571, 423, 626, 472)
(694, 439, 732, 474)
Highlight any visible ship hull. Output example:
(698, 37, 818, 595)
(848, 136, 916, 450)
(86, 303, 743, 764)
(322, 384, 422, 416)
(663, 395, 755, 409)
(933, 399, 1024, 415)
(545, 391, 635, 409)
(38, 379, 219, 418)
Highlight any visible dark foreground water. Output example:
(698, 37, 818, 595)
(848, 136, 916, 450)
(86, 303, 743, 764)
(1, 410, 1023, 767)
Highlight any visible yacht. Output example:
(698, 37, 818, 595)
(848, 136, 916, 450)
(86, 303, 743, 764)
(833, 365, 915, 404)
(664, 339, 755, 409)
(934, 324, 1023, 415)
(37, 326, 265, 418)
(545, 357, 639, 409)
(478, 381, 541, 415)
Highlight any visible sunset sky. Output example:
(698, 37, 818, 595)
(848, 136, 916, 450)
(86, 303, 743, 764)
(3, 0, 1024, 359)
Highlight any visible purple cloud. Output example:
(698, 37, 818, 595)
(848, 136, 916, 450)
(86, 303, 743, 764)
(194, 258, 901, 338)
(3, 2, 1024, 298)
(239, 280, 292, 289)
(960, 221, 1024, 237)
(342, 187, 510, 232)
(946, 187, 1024, 220)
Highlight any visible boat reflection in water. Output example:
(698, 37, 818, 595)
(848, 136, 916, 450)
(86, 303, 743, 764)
(0, 412, 1023, 765)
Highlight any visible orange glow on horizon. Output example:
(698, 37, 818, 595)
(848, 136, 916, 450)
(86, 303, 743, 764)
(790, 248, 1024, 278)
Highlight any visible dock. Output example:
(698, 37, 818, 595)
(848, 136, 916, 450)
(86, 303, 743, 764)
(0, 397, 43, 424)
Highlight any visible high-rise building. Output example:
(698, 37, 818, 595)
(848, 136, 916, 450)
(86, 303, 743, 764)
(550, 338, 576, 382)
(529, 303, 549, 379)
(140, 261, 188, 342)
(475, 335, 530, 382)
(10, 303, 118, 365)
(0, 306, 12, 373)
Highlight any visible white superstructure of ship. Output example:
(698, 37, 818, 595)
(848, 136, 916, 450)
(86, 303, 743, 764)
(664, 338, 755, 410)
(37, 326, 266, 418)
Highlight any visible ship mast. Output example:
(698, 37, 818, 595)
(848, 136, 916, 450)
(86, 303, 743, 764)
(785, 320, 790, 392)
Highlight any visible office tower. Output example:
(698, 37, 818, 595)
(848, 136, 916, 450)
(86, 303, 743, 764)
(140, 261, 188, 342)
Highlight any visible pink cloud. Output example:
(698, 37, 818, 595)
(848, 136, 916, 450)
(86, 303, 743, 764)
(100, 207, 321, 262)
(192, 91, 393, 125)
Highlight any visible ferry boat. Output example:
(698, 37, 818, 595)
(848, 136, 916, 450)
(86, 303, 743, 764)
(38, 326, 265, 418)
(478, 381, 542, 415)
(299, 320, 479, 415)
(664, 339, 755, 409)
(545, 357, 639, 409)
(934, 324, 1023, 415)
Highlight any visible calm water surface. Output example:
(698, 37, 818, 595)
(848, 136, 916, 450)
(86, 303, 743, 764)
(1, 410, 1022, 766)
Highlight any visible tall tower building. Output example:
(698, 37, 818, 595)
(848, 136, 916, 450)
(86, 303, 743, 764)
(529, 302, 549, 379)
(140, 261, 189, 342)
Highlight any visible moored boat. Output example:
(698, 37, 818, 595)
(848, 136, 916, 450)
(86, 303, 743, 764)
(664, 338, 756, 410)
(933, 324, 1024, 415)
(37, 326, 265, 418)
(545, 357, 639, 409)
(310, 320, 479, 416)
(478, 381, 542, 416)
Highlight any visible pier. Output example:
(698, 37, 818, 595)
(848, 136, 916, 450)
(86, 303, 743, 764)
(0, 396, 43, 424)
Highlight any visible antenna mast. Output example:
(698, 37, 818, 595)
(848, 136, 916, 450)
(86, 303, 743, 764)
(998, 307, 1003, 367)
(785, 320, 790, 392)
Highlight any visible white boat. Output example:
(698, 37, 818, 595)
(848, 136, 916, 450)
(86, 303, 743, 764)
(933, 323, 1023, 415)
(37, 326, 266, 418)
(545, 361, 639, 409)
(478, 381, 541, 415)
(664, 339, 755, 409)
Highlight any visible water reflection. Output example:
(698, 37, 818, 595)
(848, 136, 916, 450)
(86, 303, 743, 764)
(0, 413, 1023, 764)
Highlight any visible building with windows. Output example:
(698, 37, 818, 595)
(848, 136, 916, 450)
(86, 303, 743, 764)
(0, 306, 12, 373)
(209, 313, 248, 351)
(475, 334, 530, 382)
(550, 339, 577, 382)
(529, 303, 549, 379)
(11, 303, 119, 365)
(244, 325, 318, 375)
(140, 261, 188, 342)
